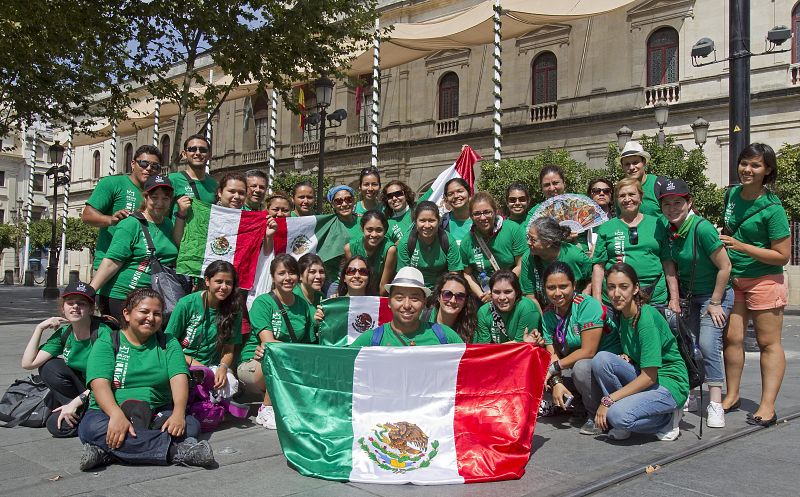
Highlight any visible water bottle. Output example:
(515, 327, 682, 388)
(691, 338, 703, 362)
(479, 271, 490, 293)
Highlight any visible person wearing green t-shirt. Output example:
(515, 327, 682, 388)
(78, 288, 215, 471)
(239, 254, 316, 430)
(503, 182, 533, 231)
(538, 263, 620, 435)
(344, 210, 397, 296)
(719, 144, 791, 426)
(295, 254, 326, 306)
(461, 192, 526, 302)
(474, 270, 542, 344)
(586, 178, 615, 256)
(592, 263, 689, 442)
(321, 185, 361, 297)
(441, 178, 473, 245)
(659, 178, 733, 428)
(355, 166, 382, 215)
(531, 165, 591, 254)
(168, 134, 218, 213)
(82, 144, 160, 270)
(382, 180, 416, 243)
(591, 177, 677, 311)
(396, 201, 464, 291)
(21, 282, 109, 438)
(352, 267, 463, 346)
(291, 181, 316, 217)
(618, 141, 662, 217)
(90, 175, 181, 322)
(423, 273, 478, 343)
(165, 261, 243, 400)
(244, 169, 268, 211)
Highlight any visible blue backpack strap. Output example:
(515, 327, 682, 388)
(431, 323, 448, 344)
(370, 325, 385, 346)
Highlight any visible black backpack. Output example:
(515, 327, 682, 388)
(0, 375, 53, 428)
(60, 315, 121, 349)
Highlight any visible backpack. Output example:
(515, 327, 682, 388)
(59, 315, 121, 349)
(406, 226, 451, 257)
(0, 375, 53, 428)
(370, 323, 448, 346)
(187, 366, 249, 432)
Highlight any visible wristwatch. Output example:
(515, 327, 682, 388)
(79, 392, 89, 405)
(601, 396, 615, 407)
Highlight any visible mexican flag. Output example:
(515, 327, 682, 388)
(419, 145, 481, 211)
(176, 201, 267, 289)
(264, 343, 549, 485)
(318, 296, 393, 346)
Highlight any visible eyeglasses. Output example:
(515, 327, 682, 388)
(135, 159, 161, 170)
(591, 187, 612, 195)
(333, 196, 354, 206)
(385, 190, 405, 200)
(507, 196, 528, 204)
(471, 210, 494, 219)
(345, 266, 369, 276)
(440, 290, 467, 303)
(628, 227, 639, 245)
(186, 146, 209, 154)
(527, 234, 541, 244)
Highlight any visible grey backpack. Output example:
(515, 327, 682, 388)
(0, 375, 53, 428)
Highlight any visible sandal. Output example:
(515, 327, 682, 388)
(745, 413, 777, 427)
(723, 399, 741, 414)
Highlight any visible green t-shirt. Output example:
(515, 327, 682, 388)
(168, 171, 218, 204)
(165, 291, 242, 366)
(459, 221, 526, 278)
(519, 243, 592, 303)
(541, 293, 621, 355)
(723, 186, 790, 278)
(86, 175, 143, 269)
(387, 209, 413, 243)
(445, 214, 473, 246)
(503, 209, 532, 232)
(243, 203, 265, 212)
(351, 321, 463, 346)
(99, 215, 178, 299)
(354, 201, 383, 216)
(293, 285, 323, 307)
(666, 216, 729, 295)
(474, 298, 542, 344)
(39, 323, 113, 374)
(618, 305, 689, 407)
(86, 331, 188, 410)
(350, 234, 392, 283)
(396, 231, 464, 290)
(241, 292, 315, 362)
(612, 174, 662, 219)
(592, 215, 669, 305)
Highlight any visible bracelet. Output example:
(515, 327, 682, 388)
(601, 395, 615, 407)
(218, 363, 229, 370)
(547, 375, 563, 389)
(708, 300, 721, 306)
(175, 212, 187, 220)
(548, 361, 561, 376)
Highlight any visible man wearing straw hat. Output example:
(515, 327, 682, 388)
(618, 141, 665, 217)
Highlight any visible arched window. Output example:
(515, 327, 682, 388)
(793, 2, 800, 63)
(93, 150, 101, 178)
(124, 143, 133, 174)
(647, 27, 679, 86)
(253, 96, 270, 149)
(438, 72, 459, 120)
(160, 135, 170, 167)
(532, 52, 557, 104)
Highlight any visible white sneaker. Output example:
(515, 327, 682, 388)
(255, 404, 277, 429)
(683, 394, 698, 412)
(607, 428, 631, 440)
(706, 401, 726, 428)
(656, 408, 682, 441)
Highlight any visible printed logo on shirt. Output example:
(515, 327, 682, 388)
(613, 230, 626, 263)
(724, 197, 735, 226)
(112, 344, 131, 389)
(410, 247, 420, 268)
(125, 189, 138, 211)
(128, 258, 151, 290)
(184, 185, 195, 198)
(472, 246, 486, 272)
(271, 310, 283, 339)
(182, 312, 204, 348)
(62, 341, 72, 361)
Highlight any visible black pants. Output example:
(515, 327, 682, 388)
(39, 358, 86, 438)
(97, 295, 126, 324)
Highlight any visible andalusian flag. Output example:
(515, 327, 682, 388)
(176, 201, 266, 289)
(264, 343, 549, 484)
(318, 296, 393, 346)
(419, 145, 481, 211)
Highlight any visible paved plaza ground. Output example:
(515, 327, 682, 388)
(0, 286, 798, 497)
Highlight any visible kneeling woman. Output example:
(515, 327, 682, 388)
(78, 289, 214, 471)
(474, 270, 542, 343)
(21, 282, 112, 437)
(593, 263, 689, 441)
(165, 261, 242, 398)
(540, 263, 620, 435)
(426, 273, 478, 343)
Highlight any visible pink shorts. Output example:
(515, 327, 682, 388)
(732, 274, 788, 311)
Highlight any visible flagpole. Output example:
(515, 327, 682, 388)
(109, 120, 117, 175)
(206, 69, 213, 174)
(492, 0, 503, 168)
(22, 128, 35, 282)
(152, 100, 160, 147)
(267, 88, 278, 194)
(59, 132, 73, 285)
(370, 18, 380, 170)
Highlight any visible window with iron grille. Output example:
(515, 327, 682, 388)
(33, 174, 44, 192)
(160, 135, 171, 166)
(647, 27, 679, 86)
(124, 143, 133, 174)
(438, 72, 459, 120)
(255, 118, 269, 149)
(532, 52, 557, 105)
(93, 150, 101, 178)
(357, 75, 374, 133)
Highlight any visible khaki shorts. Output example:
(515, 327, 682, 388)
(732, 274, 788, 311)
(237, 359, 265, 401)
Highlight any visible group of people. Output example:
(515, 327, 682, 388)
(20, 135, 790, 472)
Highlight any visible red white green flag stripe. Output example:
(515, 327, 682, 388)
(317, 296, 393, 346)
(264, 343, 549, 484)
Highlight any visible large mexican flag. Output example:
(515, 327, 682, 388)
(264, 343, 549, 484)
(317, 296, 393, 346)
(176, 201, 267, 289)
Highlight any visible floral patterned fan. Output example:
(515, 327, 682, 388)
(530, 194, 608, 233)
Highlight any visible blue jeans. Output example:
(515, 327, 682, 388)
(592, 351, 678, 434)
(78, 408, 201, 465)
(685, 287, 734, 386)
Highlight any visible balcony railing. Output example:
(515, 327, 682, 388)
(242, 149, 269, 165)
(790, 63, 800, 86)
(346, 132, 370, 148)
(644, 83, 680, 106)
(290, 141, 319, 156)
(530, 102, 558, 122)
(435, 118, 459, 136)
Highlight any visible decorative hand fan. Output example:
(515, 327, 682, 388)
(530, 194, 608, 233)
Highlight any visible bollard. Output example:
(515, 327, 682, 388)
(68, 270, 79, 285)
(23, 271, 34, 287)
(3, 270, 13, 285)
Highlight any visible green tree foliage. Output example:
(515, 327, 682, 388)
(0, 224, 18, 252)
(24, 218, 98, 255)
(775, 143, 800, 222)
(269, 172, 334, 214)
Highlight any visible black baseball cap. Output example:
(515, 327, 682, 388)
(657, 178, 690, 199)
(143, 175, 174, 193)
(62, 281, 96, 302)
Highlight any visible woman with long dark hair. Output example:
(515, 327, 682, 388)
(344, 210, 396, 296)
(382, 180, 416, 243)
(355, 167, 382, 215)
(474, 270, 542, 344)
(336, 256, 374, 297)
(295, 254, 326, 306)
(504, 182, 533, 230)
(442, 177, 473, 243)
(427, 273, 478, 343)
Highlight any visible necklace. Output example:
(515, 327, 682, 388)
(391, 327, 416, 346)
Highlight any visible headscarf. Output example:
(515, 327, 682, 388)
(326, 185, 355, 203)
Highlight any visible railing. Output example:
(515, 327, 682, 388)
(346, 132, 370, 148)
(790, 63, 800, 86)
(644, 83, 680, 106)
(435, 118, 459, 136)
(242, 149, 269, 165)
(791, 221, 800, 265)
(290, 141, 319, 156)
(530, 102, 558, 122)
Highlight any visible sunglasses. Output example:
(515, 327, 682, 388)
(507, 196, 528, 204)
(440, 290, 467, 303)
(360, 167, 380, 176)
(345, 266, 369, 276)
(591, 187, 612, 195)
(186, 146, 209, 154)
(628, 227, 639, 245)
(333, 196, 354, 206)
(385, 190, 405, 200)
(135, 159, 161, 170)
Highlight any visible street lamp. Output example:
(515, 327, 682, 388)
(309, 76, 347, 214)
(691, 117, 710, 149)
(616, 125, 633, 150)
(43, 141, 69, 299)
(653, 100, 669, 146)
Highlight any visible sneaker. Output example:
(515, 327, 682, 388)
(683, 394, 698, 412)
(79, 444, 111, 471)
(579, 418, 603, 435)
(172, 440, 216, 468)
(255, 404, 276, 429)
(607, 428, 631, 440)
(707, 401, 726, 428)
(656, 408, 683, 441)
